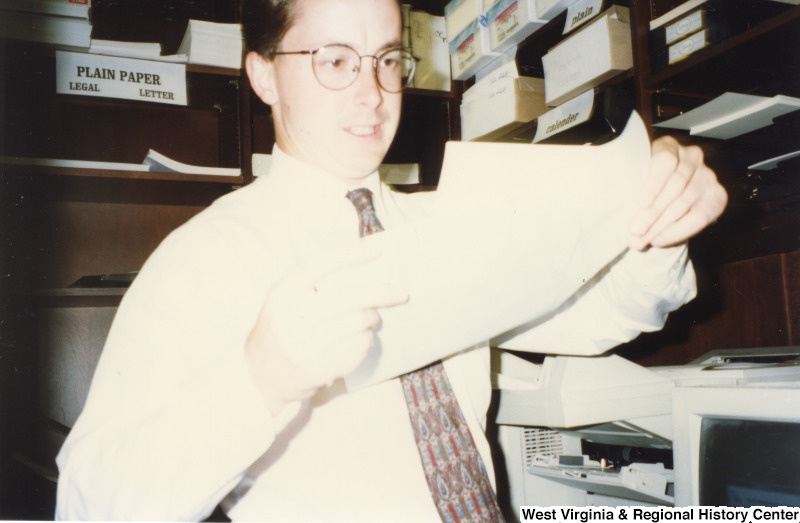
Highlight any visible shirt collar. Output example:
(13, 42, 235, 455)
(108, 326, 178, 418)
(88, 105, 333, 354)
(264, 146, 385, 239)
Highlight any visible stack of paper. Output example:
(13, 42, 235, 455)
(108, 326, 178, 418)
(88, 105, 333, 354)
(89, 39, 162, 60)
(87, 39, 190, 63)
(0, 0, 92, 48)
(143, 149, 241, 176)
(0, 150, 241, 177)
(654, 92, 800, 139)
(0, 0, 89, 18)
(177, 19, 243, 69)
(0, 155, 147, 171)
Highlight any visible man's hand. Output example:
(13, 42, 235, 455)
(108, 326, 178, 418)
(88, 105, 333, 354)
(245, 241, 408, 415)
(629, 135, 728, 251)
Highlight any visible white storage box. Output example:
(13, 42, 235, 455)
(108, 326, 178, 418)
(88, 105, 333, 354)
(542, 5, 632, 106)
(460, 76, 547, 141)
(449, 19, 500, 80)
(535, 0, 581, 20)
(444, 0, 484, 41)
(487, 0, 548, 53)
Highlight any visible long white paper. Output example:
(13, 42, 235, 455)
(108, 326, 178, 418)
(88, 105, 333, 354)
(0, 155, 148, 171)
(654, 92, 800, 140)
(143, 149, 241, 176)
(748, 150, 800, 171)
(344, 112, 651, 389)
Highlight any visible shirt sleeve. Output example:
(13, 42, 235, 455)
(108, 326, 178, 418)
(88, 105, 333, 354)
(55, 218, 301, 521)
(493, 244, 697, 355)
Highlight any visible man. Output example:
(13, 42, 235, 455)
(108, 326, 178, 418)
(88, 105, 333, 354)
(55, 0, 727, 520)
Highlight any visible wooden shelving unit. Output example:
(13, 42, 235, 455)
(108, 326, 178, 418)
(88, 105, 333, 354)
(619, 0, 800, 366)
(0, 2, 250, 518)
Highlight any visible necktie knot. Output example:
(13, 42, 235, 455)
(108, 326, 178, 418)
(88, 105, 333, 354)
(346, 188, 384, 237)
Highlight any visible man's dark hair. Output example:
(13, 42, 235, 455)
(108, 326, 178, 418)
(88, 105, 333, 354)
(242, 0, 403, 56)
(242, 0, 297, 55)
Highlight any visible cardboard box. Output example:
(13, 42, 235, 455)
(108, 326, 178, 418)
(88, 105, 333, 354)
(542, 5, 632, 106)
(487, 0, 548, 53)
(460, 76, 547, 141)
(449, 19, 500, 80)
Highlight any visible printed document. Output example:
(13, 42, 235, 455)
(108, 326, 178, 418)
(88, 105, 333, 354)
(344, 112, 651, 389)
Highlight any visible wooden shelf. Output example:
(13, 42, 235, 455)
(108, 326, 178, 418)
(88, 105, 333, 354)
(615, 0, 800, 367)
(185, 63, 241, 77)
(404, 87, 456, 98)
(34, 288, 126, 308)
(1, 164, 244, 186)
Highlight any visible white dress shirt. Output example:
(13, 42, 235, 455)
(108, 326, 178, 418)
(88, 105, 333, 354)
(55, 146, 696, 522)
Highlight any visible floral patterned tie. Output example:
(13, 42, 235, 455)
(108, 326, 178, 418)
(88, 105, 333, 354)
(346, 188, 504, 523)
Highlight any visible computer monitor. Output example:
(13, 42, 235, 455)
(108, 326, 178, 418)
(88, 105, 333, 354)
(672, 382, 800, 506)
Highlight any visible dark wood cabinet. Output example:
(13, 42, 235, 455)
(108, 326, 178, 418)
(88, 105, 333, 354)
(619, 1, 800, 366)
(0, 3, 251, 518)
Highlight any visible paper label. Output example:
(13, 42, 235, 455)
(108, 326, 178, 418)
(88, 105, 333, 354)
(450, 21, 482, 73)
(533, 89, 594, 142)
(56, 51, 187, 106)
(665, 9, 703, 45)
(564, 0, 603, 34)
(490, 0, 521, 45)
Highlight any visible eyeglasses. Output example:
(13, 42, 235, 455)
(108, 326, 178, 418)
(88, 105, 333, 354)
(271, 44, 418, 93)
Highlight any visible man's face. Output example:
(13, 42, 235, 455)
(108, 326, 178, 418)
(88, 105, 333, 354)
(256, 0, 403, 185)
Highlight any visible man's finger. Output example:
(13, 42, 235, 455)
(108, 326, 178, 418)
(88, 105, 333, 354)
(639, 136, 681, 208)
(317, 276, 409, 313)
(640, 182, 699, 245)
(648, 210, 709, 248)
(630, 168, 692, 237)
(631, 140, 704, 238)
